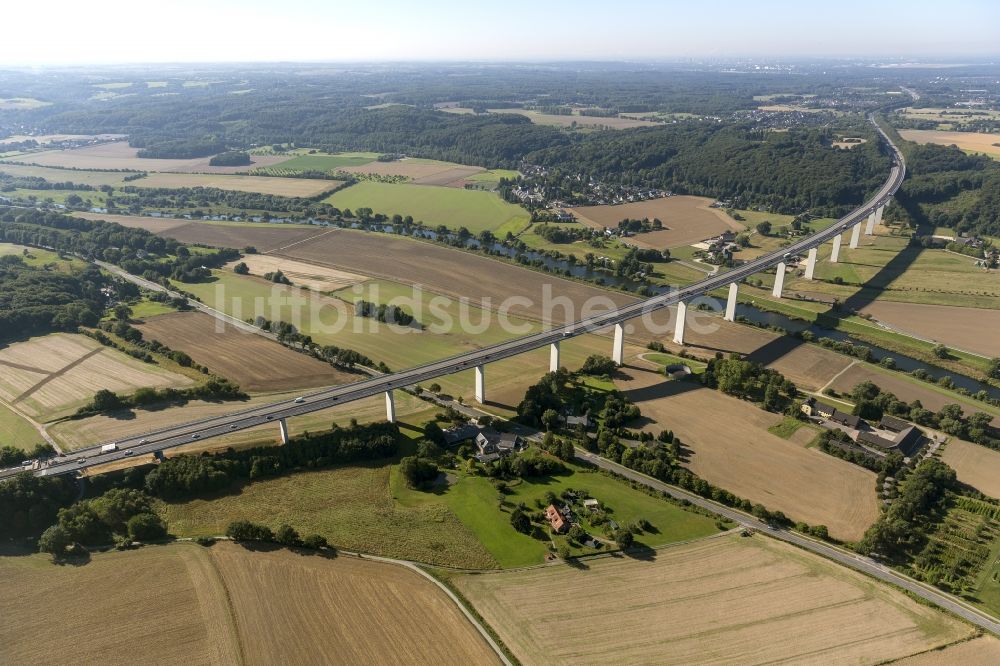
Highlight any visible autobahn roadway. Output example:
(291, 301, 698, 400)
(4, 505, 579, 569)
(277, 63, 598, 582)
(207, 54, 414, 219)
(2, 115, 904, 481)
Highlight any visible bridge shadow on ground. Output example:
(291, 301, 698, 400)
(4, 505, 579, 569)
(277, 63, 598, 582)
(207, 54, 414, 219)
(737, 231, 925, 371)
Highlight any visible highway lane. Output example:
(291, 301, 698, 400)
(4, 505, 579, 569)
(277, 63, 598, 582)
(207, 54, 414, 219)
(2, 116, 904, 480)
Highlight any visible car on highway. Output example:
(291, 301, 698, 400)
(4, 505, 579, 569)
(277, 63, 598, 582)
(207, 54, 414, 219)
(124, 450, 134, 456)
(20, 460, 32, 467)
(229, 424, 237, 430)
(191, 434, 201, 439)
(265, 415, 274, 421)
(294, 396, 305, 404)
(139, 439, 148, 445)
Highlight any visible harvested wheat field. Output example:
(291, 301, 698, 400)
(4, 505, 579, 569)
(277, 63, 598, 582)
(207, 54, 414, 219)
(454, 534, 972, 666)
(0, 333, 195, 420)
(899, 129, 1000, 157)
(6, 140, 293, 173)
(569, 196, 743, 248)
(0, 543, 241, 666)
(889, 635, 1000, 665)
(0, 542, 498, 665)
(133, 311, 354, 392)
(134, 172, 342, 197)
(617, 364, 879, 540)
(941, 438, 1000, 499)
(223, 254, 366, 291)
(209, 541, 499, 665)
(858, 301, 1000, 357)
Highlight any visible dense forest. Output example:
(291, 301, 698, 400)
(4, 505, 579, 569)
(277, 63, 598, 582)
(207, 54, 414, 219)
(0, 253, 106, 343)
(0, 207, 240, 341)
(893, 142, 1000, 236)
(522, 122, 891, 215)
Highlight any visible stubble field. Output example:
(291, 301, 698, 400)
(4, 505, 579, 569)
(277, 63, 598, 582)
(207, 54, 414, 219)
(941, 438, 1000, 499)
(133, 311, 355, 392)
(569, 195, 743, 248)
(0, 333, 196, 420)
(0, 543, 241, 665)
(617, 364, 879, 540)
(0, 542, 498, 665)
(209, 542, 499, 665)
(899, 129, 1000, 157)
(222, 254, 366, 291)
(452, 534, 973, 665)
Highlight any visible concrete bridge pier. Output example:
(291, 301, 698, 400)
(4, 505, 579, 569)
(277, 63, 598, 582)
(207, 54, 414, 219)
(875, 204, 885, 228)
(772, 262, 786, 298)
(830, 233, 842, 263)
(724, 282, 738, 322)
(849, 223, 862, 249)
(278, 417, 289, 444)
(612, 323, 624, 366)
(673, 301, 687, 345)
(550, 341, 560, 372)
(385, 390, 396, 423)
(474, 365, 486, 404)
(865, 211, 876, 235)
(804, 247, 818, 280)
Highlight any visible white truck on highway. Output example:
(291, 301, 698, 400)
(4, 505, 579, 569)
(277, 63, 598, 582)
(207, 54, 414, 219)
(101, 443, 118, 453)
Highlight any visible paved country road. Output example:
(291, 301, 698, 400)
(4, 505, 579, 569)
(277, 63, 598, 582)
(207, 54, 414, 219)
(573, 448, 1000, 636)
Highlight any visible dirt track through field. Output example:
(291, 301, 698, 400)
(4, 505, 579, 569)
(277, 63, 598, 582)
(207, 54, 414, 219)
(11, 347, 103, 404)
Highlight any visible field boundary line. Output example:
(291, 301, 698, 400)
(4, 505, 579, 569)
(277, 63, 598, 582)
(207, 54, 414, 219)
(262, 228, 338, 254)
(364, 554, 513, 666)
(12, 346, 104, 405)
(816, 359, 858, 395)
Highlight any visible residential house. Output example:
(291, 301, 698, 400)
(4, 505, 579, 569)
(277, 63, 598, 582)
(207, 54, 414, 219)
(474, 430, 524, 463)
(583, 498, 600, 512)
(545, 504, 568, 534)
(801, 397, 836, 419)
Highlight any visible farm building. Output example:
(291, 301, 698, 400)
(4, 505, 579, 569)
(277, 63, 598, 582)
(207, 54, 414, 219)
(855, 423, 925, 459)
(829, 410, 861, 429)
(545, 505, 568, 534)
(878, 415, 910, 433)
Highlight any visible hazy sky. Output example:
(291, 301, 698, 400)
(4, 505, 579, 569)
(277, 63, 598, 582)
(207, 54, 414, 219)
(3, 0, 998, 65)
